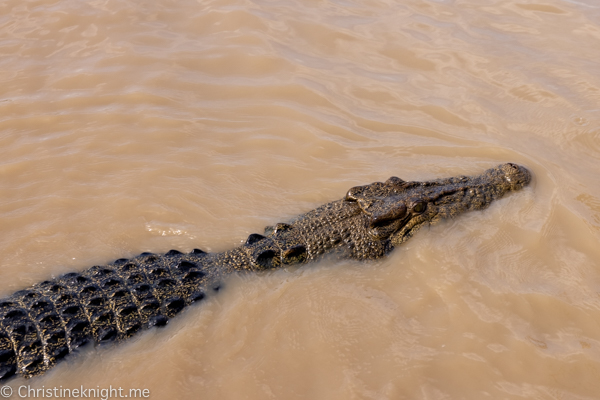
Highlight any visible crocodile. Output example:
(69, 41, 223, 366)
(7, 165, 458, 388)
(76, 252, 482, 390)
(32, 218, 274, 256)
(0, 163, 530, 380)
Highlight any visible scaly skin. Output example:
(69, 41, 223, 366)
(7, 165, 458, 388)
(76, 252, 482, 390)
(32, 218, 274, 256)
(0, 163, 531, 380)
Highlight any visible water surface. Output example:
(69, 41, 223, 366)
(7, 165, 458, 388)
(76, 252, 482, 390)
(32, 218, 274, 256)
(1, 0, 600, 398)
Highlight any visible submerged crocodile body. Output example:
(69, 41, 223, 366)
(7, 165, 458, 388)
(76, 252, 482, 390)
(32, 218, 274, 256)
(0, 163, 530, 380)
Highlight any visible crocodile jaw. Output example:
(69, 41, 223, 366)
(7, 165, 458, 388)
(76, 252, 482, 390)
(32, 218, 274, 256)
(389, 163, 531, 246)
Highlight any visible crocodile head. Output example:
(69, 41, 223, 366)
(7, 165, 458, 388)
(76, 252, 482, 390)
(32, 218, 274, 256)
(344, 163, 531, 246)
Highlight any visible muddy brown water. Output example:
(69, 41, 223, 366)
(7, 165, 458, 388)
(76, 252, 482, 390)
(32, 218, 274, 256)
(1, 0, 600, 398)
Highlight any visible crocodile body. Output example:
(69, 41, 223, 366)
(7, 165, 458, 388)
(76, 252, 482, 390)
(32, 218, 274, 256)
(0, 163, 531, 380)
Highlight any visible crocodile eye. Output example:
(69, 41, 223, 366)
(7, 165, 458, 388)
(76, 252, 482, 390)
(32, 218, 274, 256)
(412, 202, 426, 214)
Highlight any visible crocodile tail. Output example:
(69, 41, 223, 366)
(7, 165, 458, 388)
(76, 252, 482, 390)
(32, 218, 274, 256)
(0, 250, 212, 380)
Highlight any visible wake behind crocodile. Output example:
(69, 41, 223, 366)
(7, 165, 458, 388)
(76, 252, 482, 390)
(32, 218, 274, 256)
(0, 163, 531, 380)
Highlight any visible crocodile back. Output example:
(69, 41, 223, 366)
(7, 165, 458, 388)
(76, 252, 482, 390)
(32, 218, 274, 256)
(0, 250, 212, 380)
